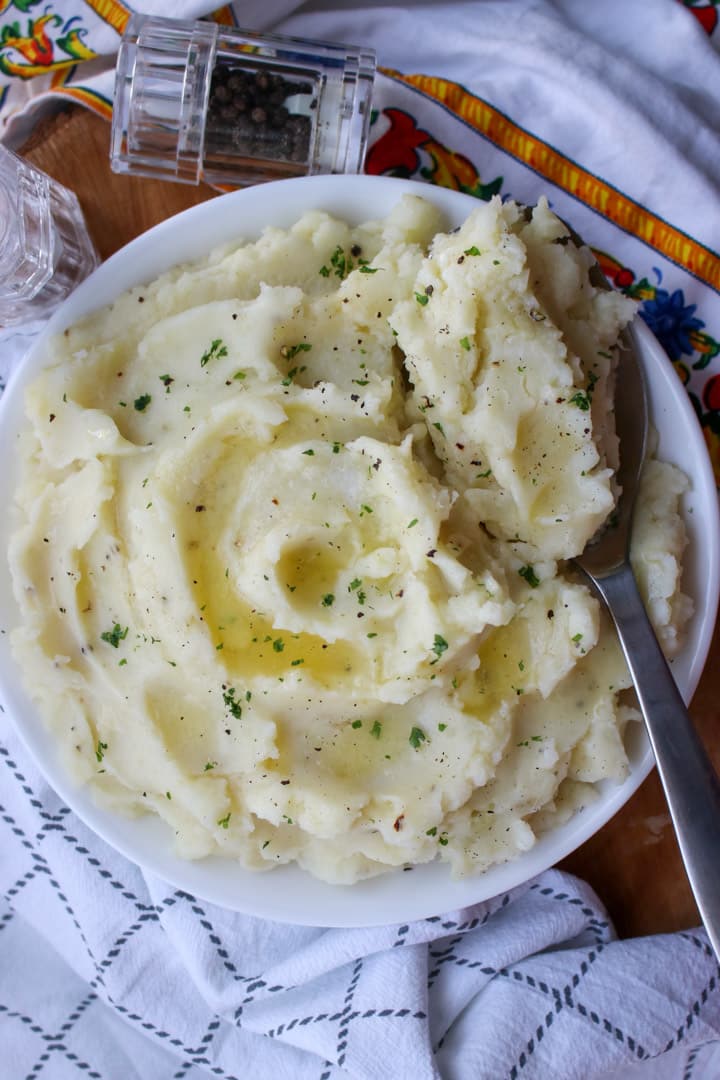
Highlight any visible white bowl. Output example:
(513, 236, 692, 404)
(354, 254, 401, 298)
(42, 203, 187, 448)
(1, 175, 718, 926)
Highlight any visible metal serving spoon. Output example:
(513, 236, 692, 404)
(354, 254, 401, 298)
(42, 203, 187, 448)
(574, 319, 720, 959)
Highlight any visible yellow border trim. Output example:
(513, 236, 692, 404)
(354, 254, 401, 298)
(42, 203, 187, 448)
(50, 66, 72, 90)
(56, 85, 113, 121)
(83, 0, 132, 36)
(211, 7, 237, 26)
(386, 69, 720, 293)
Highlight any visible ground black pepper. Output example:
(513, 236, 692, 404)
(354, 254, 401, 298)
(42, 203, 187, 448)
(113, 16, 375, 186)
(205, 60, 314, 172)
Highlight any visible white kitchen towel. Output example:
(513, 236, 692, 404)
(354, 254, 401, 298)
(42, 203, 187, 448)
(2, 2, 720, 1079)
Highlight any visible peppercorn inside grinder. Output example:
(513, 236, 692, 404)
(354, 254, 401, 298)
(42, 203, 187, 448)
(110, 14, 376, 187)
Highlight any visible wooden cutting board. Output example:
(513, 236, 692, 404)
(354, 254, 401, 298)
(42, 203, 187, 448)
(20, 105, 720, 939)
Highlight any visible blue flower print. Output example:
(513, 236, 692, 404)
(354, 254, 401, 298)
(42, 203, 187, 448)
(640, 288, 703, 360)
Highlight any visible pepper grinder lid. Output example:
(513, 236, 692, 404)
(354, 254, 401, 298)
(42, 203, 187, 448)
(112, 14, 218, 185)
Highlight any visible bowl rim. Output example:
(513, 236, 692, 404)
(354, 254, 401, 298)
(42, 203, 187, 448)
(0, 174, 718, 926)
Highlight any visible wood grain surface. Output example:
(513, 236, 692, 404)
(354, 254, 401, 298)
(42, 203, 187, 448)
(20, 105, 720, 940)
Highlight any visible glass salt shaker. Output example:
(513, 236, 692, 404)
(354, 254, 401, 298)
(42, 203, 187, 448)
(0, 144, 99, 327)
(110, 14, 376, 187)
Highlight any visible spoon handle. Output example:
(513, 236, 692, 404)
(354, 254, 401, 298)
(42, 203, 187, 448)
(587, 561, 720, 960)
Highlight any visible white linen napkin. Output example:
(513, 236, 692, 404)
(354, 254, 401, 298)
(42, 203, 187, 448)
(2, 2, 720, 1078)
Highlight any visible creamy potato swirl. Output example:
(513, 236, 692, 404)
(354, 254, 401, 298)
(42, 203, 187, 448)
(8, 196, 691, 883)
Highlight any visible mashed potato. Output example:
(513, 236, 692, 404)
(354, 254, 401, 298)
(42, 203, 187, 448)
(8, 195, 692, 883)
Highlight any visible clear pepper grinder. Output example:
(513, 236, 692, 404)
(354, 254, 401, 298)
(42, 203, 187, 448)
(0, 144, 99, 328)
(110, 14, 376, 187)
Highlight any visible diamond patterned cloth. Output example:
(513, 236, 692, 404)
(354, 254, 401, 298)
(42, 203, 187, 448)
(2, 1, 720, 1078)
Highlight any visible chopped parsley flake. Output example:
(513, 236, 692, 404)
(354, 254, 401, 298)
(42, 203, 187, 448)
(217, 812, 231, 828)
(95, 740, 108, 763)
(282, 365, 306, 386)
(459, 336, 472, 351)
(407, 518, 419, 528)
(463, 245, 481, 256)
(133, 394, 151, 412)
(233, 370, 246, 381)
(223, 687, 243, 719)
(351, 719, 362, 729)
(438, 722, 447, 731)
(100, 623, 128, 648)
(518, 565, 540, 588)
(159, 374, 174, 391)
(569, 391, 591, 411)
(281, 342, 312, 360)
(272, 638, 285, 653)
(572, 633, 583, 643)
(426, 826, 437, 836)
(432, 634, 449, 659)
(302, 448, 315, 456)
(409, 726, 427, 749)
(321, 594, 335, 607)
(320, 245, 356, 280)
(332, 442, 341, 454)
(331, 246, 351, 278)
(201, 338, 228, 367)
(359, 504, 373, 516)
(370, 720, 382, 738)
(359, 264, 379, 274)
(414, 292, 429, 306)
(204, 761, 218, 771)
